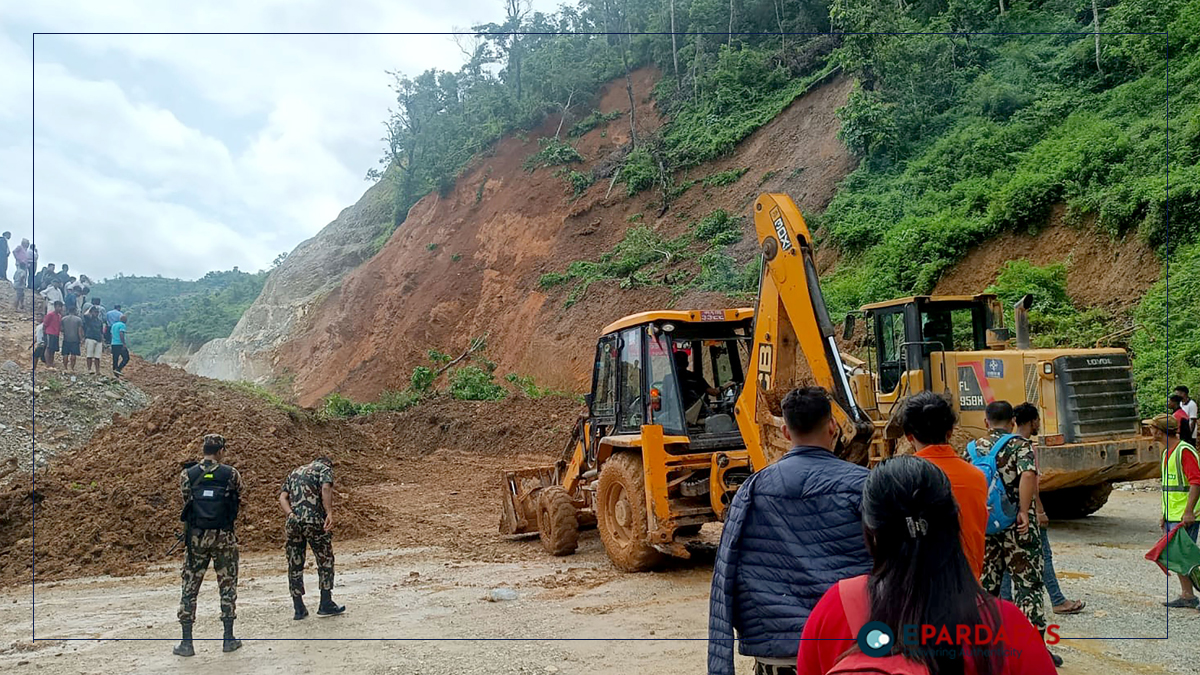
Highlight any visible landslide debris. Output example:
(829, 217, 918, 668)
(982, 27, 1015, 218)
(0, 370, 388, 584)
(0, 357, 584, 584)
(0, 365, 149, 477)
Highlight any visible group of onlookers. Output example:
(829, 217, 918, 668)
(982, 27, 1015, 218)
(5, 232, 133, 376)
(708, 388, 1092, 675)
(36, 300, 130, 375)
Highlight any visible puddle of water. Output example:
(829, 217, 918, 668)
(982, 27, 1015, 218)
(1057, 571, 1093, 579)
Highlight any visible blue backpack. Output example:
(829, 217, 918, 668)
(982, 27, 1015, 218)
(965, 434, 1019, 535)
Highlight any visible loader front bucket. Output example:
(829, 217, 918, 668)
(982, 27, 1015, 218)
(499, 465, 561, 535)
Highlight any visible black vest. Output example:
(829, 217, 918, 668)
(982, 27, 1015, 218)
(185, 463, 238, 530)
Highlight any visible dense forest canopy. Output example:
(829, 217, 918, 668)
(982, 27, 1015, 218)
(90, 267, 270, 362)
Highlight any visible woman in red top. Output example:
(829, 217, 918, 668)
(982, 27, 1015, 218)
(797, 455, 1056, 675)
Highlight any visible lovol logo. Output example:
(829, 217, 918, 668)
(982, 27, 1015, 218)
(857, 621, 896, 657)
(1086, 357, 1113, 366)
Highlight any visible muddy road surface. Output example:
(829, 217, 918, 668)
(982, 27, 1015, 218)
(0, 488, 1194, 674)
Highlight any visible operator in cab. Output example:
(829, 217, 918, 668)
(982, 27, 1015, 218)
(675, 350, 737, 426)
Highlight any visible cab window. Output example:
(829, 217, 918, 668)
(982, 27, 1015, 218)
(920, 307, 985, 352)
(617, 328, 644, 431)
(646, 329, 684, 435)
(591, 336, 617, 419)
(878, 310, 905, 393)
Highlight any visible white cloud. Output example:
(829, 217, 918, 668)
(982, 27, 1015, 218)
(0, 0, 560, 281)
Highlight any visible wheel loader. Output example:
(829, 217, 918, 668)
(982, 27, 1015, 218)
(500, 193, 1155, 570)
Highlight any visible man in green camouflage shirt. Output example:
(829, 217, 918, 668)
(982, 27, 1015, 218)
(279, 457, 346, 619)
(975, 401, 1047, 638)
(174, 433, 242, 657)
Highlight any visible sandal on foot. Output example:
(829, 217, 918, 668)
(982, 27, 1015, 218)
(1053, 599, 1086, 614)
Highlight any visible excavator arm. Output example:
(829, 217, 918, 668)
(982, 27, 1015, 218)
(734, 194, 874, 469)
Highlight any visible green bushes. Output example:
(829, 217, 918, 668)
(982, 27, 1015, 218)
(693, 210, 743, 246)
(504, 374, 553, 398)
(321, 392, 373, 419)
(703, 168, 748, 188)
(985, 261, 1110, 350)
(523, 138, 584, 171)
(619, 147, 659, 196)
(569, 109, 622, 138)
(539, 207, 758, 305)
(1131, 244, 1200, 415)
(987, 261, 1072, 313)
(449, 366, 507, 401)
(560, 169, 594, 198)
(661, 46, 835, 169)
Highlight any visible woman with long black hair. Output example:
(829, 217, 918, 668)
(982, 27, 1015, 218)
(796, 455, 1055, 675)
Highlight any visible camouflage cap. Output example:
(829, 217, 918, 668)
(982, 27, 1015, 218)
(202, 433, 227, 451)
(1141, 413, 1177, 434)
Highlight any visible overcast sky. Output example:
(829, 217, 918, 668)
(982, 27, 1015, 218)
(0, 0, 558, 281)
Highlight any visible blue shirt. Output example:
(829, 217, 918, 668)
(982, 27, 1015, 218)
(110, 321, 127, 345)
(106, 309, 122, 326)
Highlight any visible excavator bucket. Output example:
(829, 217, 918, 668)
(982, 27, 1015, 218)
(499, 464, 561, 535)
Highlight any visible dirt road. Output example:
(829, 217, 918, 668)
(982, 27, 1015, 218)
(0, 488, 1193, 674)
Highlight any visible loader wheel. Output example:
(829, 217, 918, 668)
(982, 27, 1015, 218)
(537, 487, 579, 556)
(597, 452, 665, 572)
(1039, 483, 1114, 520)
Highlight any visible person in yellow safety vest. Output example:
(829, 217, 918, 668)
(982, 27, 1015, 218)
(1144, 413, 1200, 609)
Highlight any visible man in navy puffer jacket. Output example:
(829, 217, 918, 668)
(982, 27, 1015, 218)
(708, 386, 873, 675)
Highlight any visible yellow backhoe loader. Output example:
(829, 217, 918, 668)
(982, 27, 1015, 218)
(500, 193, 1155, 571)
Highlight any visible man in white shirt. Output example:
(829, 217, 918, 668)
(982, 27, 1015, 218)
(1177, 386, 1198, 434)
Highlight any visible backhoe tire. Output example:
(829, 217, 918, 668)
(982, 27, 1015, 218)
(1040, 483, 1114, 520)
(596, 452, 665, 572)
(537, 487, 579, 556)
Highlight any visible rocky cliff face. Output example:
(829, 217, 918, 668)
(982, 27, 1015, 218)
(185, 178, 393, 382)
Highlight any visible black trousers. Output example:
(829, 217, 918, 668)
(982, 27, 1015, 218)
(112, 345, 130, 372)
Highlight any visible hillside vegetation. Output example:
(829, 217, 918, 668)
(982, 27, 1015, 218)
(90, 268, 268, 361)
(362, 0, 1190, 413)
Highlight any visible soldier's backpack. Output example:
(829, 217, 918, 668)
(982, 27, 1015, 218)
(965, 433, 1019, 535)
(185, 463, 239, 530)
(825, 575, 931, 675)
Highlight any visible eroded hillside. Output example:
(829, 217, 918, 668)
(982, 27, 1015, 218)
(278, 70, 857, 406)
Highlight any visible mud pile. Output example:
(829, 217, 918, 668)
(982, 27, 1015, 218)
(0, 357, 584, 584)
(0, 371, 388, 583)
(0, 366, 149, 476)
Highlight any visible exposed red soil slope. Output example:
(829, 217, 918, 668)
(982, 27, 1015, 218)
(280, 71, 858, 406)
(933, 206, 1160, 310)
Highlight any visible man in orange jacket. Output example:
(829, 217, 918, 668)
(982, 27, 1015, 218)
(901, 391, 988, 578)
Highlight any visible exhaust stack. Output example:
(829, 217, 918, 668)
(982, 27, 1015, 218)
(1014, 295, 1033, 350)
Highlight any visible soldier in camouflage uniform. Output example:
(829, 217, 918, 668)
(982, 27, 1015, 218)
(174, 434, 242, 657)
(975, 402, 1047, 636)
(279, 456, 346, 619)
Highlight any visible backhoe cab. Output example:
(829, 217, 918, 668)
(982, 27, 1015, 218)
(500, 309, 756, 571)
(846, 292, 1156, 515)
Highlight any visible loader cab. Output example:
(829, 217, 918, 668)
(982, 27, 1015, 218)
(861, 295, 997, 398)
(591, 310, 754, 445)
